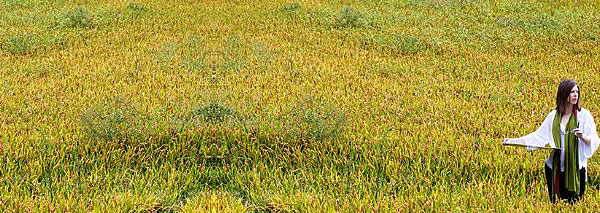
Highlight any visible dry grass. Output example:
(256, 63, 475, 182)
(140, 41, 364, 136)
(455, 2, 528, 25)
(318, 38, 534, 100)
(1, 0, 600, 211)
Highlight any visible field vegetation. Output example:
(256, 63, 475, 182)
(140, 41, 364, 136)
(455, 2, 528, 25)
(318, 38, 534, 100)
(1, 0, 599, 211)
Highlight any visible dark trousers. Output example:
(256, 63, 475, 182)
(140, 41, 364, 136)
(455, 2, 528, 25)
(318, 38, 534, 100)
(544, 163, 586, 203)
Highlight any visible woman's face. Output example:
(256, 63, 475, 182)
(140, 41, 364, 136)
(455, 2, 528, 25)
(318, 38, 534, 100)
(568, 85, 579, 105)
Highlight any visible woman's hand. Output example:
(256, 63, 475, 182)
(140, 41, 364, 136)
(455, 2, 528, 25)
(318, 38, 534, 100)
(503, 138, 524, 145)
(573, 128, 591, 144)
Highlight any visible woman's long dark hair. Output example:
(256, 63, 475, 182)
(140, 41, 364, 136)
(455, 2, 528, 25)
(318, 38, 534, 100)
(556, 79, 581, 116)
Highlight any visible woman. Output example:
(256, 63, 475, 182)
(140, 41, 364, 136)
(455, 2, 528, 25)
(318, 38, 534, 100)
(504, 79, 599, 203)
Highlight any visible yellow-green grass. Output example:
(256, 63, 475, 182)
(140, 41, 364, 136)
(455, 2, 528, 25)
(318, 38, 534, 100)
(1, 0, 600, 211)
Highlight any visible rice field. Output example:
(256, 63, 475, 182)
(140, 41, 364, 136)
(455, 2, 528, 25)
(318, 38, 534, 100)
(1, 0, 600, 211)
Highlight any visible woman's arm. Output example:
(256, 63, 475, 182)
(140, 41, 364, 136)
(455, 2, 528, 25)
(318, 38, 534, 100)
(521, 111, 555, 148)
(577, 110, 600, 159)
(504, 111, 555, 149)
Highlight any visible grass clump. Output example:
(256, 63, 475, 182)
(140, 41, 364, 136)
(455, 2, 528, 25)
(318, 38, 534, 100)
(181, 57, 206, 73)
(181, 36, 207, 73)
(153, 42, 179, 70)
(335, 7, 373, 29)
(193, 102, 238, 124)
(127, 2, 147, 13)
(63, 7, 93, 28)
(399, 36, 425, 55)
(2, 36, 31, 55)
(2, 0, 25, 9)
(284, 96, 347, 142)
(154, 39, 206, 73)
(281, 2, 302, 18)
(361, 34, 426, 55)
(2, 34, 68, 55)
(51, 6, 95, 29)
(126, 2, 148, 18)
(80, 96, 152, 143)
(282, 2, 301, 13)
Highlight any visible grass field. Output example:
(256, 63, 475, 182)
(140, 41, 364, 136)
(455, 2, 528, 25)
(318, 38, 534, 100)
(1, 0, 600, 211)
